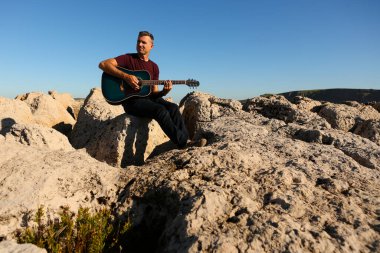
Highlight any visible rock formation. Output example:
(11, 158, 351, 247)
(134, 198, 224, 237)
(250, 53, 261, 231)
(111, 92, 379, 252)
(48, 90, 82, 119)
(15, 92, 76, 135)
(0, 240, 46, 253)
(0, 141, 128, 239)
(69, 88, 169, 167)
(69, 88, 125, 149)
(4, 123, 74, 151)
(352, 119, 380, 146)
(317, 102, 380, 131)
(0, 90, 379, 252)
(0, 97, 35, 135)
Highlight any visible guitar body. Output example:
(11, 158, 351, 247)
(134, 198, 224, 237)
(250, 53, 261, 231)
(101, 66, 199, 105)
(101, 67, 152, 105)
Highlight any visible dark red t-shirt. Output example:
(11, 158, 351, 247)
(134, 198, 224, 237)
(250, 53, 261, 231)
(115, 53, 159, 80)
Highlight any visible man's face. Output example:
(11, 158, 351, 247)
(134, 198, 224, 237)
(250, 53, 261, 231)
(136, 35, 153, 56)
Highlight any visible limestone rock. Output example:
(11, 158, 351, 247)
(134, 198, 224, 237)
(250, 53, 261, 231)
(180, 92, 213, 139)
(1, 91, 380, 253)
(4, 123, 73, 151)
(243, 95, 298, 122)
(69, 88, 169, 167)
(69, 88, 124, 149)
(180, 92, 243, 139)
(289, 96, 322, 111)
(85, 114, 169, 167)
(0, 97, 35, 135)
(352, 119, 380, 146)
(48, 90, 82, 119)
(71, 99, 84, 119)
(15, 92, 76, 135)
(0, 241, 46, 253)
(344, 101, 380, 118)
(318, 102, 380, 131)
(368, 101, 380, 113)
(113, 92, 380, 253)
(14, 92, 41, 101)
(242, 95, 331, 130)
(0, 141, 127, 239)
(293, 126, 380, 169)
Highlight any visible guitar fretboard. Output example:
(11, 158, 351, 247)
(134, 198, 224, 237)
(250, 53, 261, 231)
(140, 80, 188, 86)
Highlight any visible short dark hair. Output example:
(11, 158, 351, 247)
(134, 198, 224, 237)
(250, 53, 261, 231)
(138, 31, 154, 41)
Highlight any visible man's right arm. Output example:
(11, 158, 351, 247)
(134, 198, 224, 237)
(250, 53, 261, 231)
(98, 58, 140, 90)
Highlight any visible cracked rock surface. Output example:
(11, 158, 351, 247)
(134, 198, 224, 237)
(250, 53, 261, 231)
(1, 91, 379, 252)
(115, 92, 380, 252)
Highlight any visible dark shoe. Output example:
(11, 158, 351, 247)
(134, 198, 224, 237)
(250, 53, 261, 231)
(197, 138, 207, 147)
(187, 138, 207, 148)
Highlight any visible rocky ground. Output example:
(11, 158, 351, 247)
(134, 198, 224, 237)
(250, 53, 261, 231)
(0, 90, 379, 252)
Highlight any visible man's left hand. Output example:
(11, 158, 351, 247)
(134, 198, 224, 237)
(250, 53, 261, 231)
(162, 80, 172, 95)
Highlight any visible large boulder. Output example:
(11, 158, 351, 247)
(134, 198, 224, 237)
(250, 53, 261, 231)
(368, 101, 380, 113)
(352, 119, 380, 146)
(69, 88, 124, 149)
(15, 92, 76, 135)
(180, 92, 242, 139)
(0, 241, 46, 253)
(289, 95, 322, 111)
(317, 102, 380, 131)
(243, 95, 299, 122)
(242, 95, 331, 130)
(85, 114, 169, 167)
(4, 123, 73, 151)
(48, 90, 83, 119)
(0, 97, 35, 135)
(70, 88, 169, 167)
(0, 141, 128, 240)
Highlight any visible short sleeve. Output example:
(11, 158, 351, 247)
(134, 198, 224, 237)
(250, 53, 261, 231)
(114, 54, 127, 67)
(153, 64, 159, 80)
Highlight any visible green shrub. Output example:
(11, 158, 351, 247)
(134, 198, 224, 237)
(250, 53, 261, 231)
(15, 205, 131, 253)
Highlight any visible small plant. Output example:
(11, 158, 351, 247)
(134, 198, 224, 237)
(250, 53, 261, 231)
(15, 205, 131, 253)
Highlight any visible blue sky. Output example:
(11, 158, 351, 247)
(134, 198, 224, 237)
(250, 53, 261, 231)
(1, 0, 379, 102)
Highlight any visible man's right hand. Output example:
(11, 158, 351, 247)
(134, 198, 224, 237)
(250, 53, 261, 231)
(124, 74, 140, 90)
(98, 58, 140, 91)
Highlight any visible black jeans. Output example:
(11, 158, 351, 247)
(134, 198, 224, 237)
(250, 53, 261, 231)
(122, 97, 189, 148)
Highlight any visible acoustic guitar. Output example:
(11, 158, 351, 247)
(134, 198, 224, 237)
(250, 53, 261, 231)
(101, 66, 200, 105)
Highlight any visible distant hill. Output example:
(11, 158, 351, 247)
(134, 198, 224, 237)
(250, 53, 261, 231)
(278, 88, 380, 103)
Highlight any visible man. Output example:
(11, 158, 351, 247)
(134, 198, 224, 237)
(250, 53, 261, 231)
(99, 31, 189, 148)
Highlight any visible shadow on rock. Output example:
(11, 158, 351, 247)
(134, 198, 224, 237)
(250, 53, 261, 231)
(114, 185, 196, 253)
(53, 122, 73, 136)
(121, 116, 149, 167)
(1, 118, 16, 135)
(148, 141, 177, 159)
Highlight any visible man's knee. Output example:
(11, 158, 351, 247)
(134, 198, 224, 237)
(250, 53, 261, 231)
(166, 103, 180, 115)
(154, 105, 170, 120)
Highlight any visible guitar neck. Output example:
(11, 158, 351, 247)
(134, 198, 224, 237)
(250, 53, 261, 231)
(140, 80, 188, 86)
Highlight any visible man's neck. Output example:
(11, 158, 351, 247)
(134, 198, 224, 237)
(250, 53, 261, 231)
(138, 53, 149, 62)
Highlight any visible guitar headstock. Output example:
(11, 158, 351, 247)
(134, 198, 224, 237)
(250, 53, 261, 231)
(186, 79, 200, 88)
